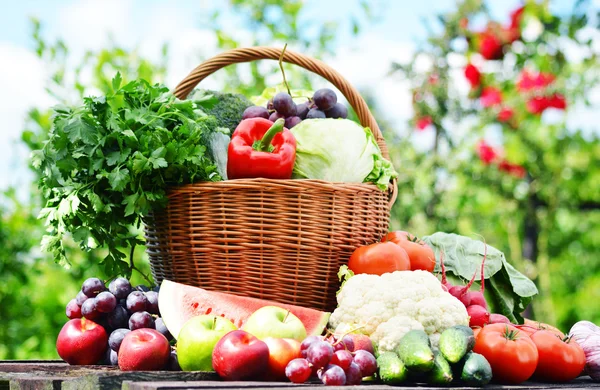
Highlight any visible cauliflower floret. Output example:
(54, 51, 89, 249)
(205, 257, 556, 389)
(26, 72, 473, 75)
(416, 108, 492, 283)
(329, 270, 469, 353)
(371, 316, 424, 353)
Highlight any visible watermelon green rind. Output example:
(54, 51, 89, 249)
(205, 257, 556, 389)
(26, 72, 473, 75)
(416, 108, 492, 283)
(158, 280, 331, 340)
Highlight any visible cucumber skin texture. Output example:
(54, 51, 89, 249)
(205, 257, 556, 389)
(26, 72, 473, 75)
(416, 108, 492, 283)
(439, 325, 475, 363)
(427, 350, 453, 385)
(461, 352, 492, 386)
(397, 330, 435, 373)
(377, 352, 407, 385)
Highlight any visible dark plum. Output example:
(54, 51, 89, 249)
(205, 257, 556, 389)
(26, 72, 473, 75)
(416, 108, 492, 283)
(273, 92, 297, 117)
(306, 108, 326, 119)
(82, 277, 105, 298)
(108, 277, 132, 299)
(325, 103, 348, 119)
(313, 88, 337, 111)
(242, 106, 270, 120)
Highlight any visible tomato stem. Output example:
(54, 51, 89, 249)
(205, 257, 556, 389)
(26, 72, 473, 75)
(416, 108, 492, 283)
(502, 325, 521, 341)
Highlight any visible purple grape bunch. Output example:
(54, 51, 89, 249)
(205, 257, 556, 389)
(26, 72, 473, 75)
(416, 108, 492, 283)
(64, 277, 178, 370)
(241, 88, 348, 129)
(286, 333, 377, 386)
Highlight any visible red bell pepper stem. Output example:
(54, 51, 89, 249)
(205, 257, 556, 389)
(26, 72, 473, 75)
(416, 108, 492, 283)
(258, 118, 285, 152)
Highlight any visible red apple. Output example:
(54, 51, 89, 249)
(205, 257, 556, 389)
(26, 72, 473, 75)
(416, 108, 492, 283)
(118, 328, 170, 371)
(263, 337, 302, 380)
(212, 330, 269, 380)
(56, 318, 108, 365)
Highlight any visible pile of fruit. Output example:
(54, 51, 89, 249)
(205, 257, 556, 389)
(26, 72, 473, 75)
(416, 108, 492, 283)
(56, 228, 599, 386)
(241, 88, 348, 129)
(58, 277, 179, 370)
(47, 69, 599, 386)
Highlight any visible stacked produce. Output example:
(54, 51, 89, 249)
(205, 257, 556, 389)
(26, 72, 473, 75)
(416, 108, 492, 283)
(45, 62, 598, 386)
(57, 277, 179, 371)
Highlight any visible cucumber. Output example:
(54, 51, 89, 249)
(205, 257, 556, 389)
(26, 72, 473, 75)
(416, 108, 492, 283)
(397, 330, 435, 373)
(439, 325, 475, 363)
(427, 350, 453, 385)
(460, 352, 492, 386)
(377, 352, 407, 385)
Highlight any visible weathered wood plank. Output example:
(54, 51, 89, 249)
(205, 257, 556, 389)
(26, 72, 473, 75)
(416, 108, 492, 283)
(122, 377, 600, 390)
(122, 381, 306, 390)
(8, 375, 73, 390)
(62, 371, 218, 390)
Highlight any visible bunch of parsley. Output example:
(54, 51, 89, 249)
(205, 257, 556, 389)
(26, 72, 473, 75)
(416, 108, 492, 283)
(33, 74, 222, 276)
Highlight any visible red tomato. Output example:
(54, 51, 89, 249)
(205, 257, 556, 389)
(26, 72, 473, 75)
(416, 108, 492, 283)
(348, 242, 410, 276)
(473, 323, 539, 384)
(523, 319, 565, 337)
(383, 231, 435, 272)
(530, 330, 586, 382)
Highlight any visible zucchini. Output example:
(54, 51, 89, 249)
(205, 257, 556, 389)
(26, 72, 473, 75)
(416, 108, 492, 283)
(377, 352, 407, 385)
(427, 350, 453, 385)
(439, 325, 475, 363)
(460, 352, 492, 386)
(397, 330, 435, 373)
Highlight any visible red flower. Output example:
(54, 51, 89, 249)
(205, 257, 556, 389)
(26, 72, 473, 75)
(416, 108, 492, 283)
(548, 94, 567, 109)
(497, 107, 514, 122)
(526, 96, 549, 114)
(416, 116, 433, 130)
(464, 63, 481, 89)
(504, 6, 525, 43)
(498, 160, 526, 178)
(428, 74, 440, 85)
(460, 17, 469, 30)
(517, 70, 556, 92)
(478, 32, 504, 60)
(510, 6, 525, 29)
(477, 140, 500, 165)
(526, 94, 567, 115)
(481, 87, 503, 108)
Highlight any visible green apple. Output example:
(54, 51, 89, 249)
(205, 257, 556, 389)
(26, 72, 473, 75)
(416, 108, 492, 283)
(242, 306, 307, 342)
(177, 315, 237, 371)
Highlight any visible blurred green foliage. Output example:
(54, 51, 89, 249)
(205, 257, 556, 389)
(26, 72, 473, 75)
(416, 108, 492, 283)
(0, 0, 598, 359)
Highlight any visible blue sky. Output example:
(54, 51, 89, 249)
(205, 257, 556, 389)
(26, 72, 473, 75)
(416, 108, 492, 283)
(0, 0, 595, 198)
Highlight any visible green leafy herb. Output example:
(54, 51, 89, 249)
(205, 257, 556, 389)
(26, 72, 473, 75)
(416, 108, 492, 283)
(34, 75, 222, 275)
(423, 232, 538, 324)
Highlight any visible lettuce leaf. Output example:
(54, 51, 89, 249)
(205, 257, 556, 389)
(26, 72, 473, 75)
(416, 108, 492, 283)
(423, 232, 538, 324)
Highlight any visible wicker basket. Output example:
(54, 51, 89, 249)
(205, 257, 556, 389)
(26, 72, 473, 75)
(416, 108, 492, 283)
(145, 47, 398, 312)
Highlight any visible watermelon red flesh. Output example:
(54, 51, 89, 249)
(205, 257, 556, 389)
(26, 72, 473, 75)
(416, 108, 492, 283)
(158, 280, 330, 340)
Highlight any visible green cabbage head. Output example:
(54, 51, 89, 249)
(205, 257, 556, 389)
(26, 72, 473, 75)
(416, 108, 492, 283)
(290, 119, 397, 190)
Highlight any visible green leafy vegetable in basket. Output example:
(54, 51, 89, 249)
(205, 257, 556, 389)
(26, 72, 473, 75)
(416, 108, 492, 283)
(32, 74, 223, 275)
(189, 89, 254, 133)
(290, 118, 397, 190)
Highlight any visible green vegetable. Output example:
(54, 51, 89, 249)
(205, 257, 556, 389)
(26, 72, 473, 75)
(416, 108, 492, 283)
(423, 232, 538, 323)
(290, 119, 397, 190)
(190, 89, 253, 132)
(377, 352, 407, 385)
(459, 352, 492, 386)
(427, 351, 453, 385)
(439, 325, 475, 363)
(34, 76, 222, 274)
(397, 330, 434, 373)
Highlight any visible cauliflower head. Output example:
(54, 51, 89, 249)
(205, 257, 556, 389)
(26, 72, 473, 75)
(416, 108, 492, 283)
(329, 270, 468, 353)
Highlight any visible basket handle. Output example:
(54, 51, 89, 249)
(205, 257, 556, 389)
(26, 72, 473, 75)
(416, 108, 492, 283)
(173, 46, 398, 208)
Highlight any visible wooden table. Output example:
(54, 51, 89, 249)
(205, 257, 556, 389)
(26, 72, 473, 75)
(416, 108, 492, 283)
(1, 361, 599, 390)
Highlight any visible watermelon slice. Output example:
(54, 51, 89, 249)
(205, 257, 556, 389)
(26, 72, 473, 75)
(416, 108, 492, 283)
(158, 280, 330, 340)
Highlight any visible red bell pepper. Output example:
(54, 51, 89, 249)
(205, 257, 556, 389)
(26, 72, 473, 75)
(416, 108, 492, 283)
(227, 118, 296, 180)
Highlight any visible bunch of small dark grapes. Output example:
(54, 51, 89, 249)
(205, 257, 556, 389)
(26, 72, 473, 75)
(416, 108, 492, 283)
(241, 88, 348, 129)
(65, 277, 180, 370)
(285, 334, 377, 386)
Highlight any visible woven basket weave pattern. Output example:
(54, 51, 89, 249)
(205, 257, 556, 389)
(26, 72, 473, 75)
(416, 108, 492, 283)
(145, 47, 396, 311)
